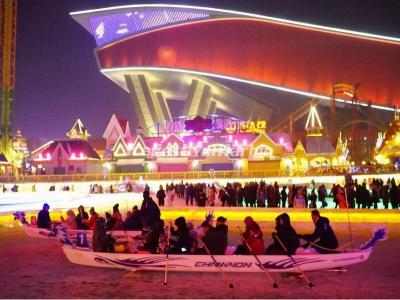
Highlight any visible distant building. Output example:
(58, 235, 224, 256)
(66, 118, 91, 140)
(102, 107, 349, 175)
(375, 111, 400, 166)
(0, 153, 11, 175)
(12, 129, 29, 170)
(32, 119, 101, 175)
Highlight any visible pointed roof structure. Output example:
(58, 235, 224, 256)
(33, 140, 100, 160)
(294, 140, 306, 154)
(115, 114, 128, 134)
(67, 118, 91, 140)
(305, 104, 323, 137)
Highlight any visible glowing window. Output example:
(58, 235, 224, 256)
(254, 145, 273, 157)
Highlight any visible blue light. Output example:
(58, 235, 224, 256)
(89, 10, 209, 46)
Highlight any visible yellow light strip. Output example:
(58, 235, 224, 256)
(2, 208, 399, 227)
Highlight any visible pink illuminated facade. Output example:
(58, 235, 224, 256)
(102, 111, 348, 174)
(32, 120, 102, 175)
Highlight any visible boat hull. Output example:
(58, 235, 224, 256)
(62, 246, 371, 273)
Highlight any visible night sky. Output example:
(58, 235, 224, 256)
(15, 0, 400, 143)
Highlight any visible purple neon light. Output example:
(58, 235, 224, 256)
(89, 10, 210, 46)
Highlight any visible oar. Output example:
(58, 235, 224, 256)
(163, 223, 171, 286)
(299, 238, 354, 252)
(237, 226, 278, 288)
(200, 238, 234, 289)
(344, 187, 355, 250)
(273, 233, 314, 288)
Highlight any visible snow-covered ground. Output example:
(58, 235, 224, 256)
(0, 224, 398, 298)
(0, 191, 144, 214)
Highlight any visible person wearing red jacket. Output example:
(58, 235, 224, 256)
(246, 222, 265, 255)
(235, 216, 265, 255)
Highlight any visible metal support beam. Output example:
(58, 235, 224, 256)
(0, 0, 16, 160)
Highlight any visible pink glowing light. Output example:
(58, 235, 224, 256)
(279, 137, 284, 144)
(234, 140, 238, 146)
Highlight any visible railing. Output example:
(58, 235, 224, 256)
(0, 166, 398, 184)
(0, 169, 290, 183)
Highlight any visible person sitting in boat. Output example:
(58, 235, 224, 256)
(37, 203, 51, 228)
(112, 203, 123, 230)
(234, 216, 263, 254)
(140, 190, 161, 231)
(92, 217, 115, 253)
(76, 205, 89, 230)
(138, 219, 165, 254)
(61, 209, 77, 230)
(246, 222, 265, 255)
(88, 207, 99, 230)
(124, 206, 143, 231)
(168, 217, 193, 254)
(216, 216, 228, 252)
(105, 212, 114, 231)
(187, 222, 199, 251)
(196, 221, 227, 255)
(266, 213, 299, 255)
(298, 209, 338, 254)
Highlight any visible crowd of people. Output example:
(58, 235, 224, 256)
(155, 177, 400, 209)
(4, 175, 400, 210)
(36, 189, 339, 257)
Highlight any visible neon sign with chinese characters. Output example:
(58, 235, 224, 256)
(226, 120, 267, 134)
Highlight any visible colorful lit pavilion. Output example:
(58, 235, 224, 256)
(102, 105, 349, 174)
(375, 111, 400, 166)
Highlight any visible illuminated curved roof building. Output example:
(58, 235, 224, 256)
(71, 4, 400, 135)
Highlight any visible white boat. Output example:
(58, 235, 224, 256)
(20, 223, 141, 242)
(14, 211, 141, 242)
(59, 228, 387, 273)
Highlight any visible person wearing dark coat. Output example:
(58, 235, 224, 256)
(280, 186, 288, 208)
(105, 212, 115, 231)
(216, 216, 228, 252)
(299, 210, 338, 254)
(141, 219, 165, 254)
(140, 190, 161, 230)
(382, 185, 390, 209)
(156, 185, 166, 207)
(37, 203, 51, 228)
(92, 217, 115, 252)
(197, 188, 207, 207)
(169, 217, 193, 254)
(389, 182, 398, 209)
(266, 213, 299, 255)
(76, 205, 89, 230)
(308, 189, 317, 208)
(124, 206, 143, 230)
(197, 221, 227, 255)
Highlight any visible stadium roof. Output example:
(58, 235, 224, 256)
(70, 4, 400, 110)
